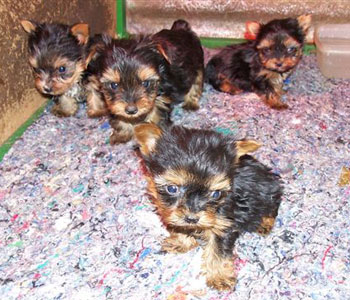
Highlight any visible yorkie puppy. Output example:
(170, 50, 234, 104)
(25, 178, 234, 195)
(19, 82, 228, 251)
(134, 124, 283, 290)
(91, 19, 204, 145)
(206, 15, 311, 109)
(84, 34, 137, 118)
(21, 20, 89, 117)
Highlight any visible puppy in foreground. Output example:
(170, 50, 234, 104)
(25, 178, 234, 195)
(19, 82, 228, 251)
(92, 19, 204, 145)
(21, 20, 90, 117)
(134, 124, 283, 290)
(206, 15, 311, 109)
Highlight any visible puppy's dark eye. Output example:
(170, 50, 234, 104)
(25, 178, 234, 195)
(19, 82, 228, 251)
(142, 80, 151, 88)
(110, 82, 118, 90)
(262, 48, 272, 55)
(166, 185, 179, 195)
(58, 66, 66, 73)
(211, 191, 222, 199)
(287, 46, 297, 54)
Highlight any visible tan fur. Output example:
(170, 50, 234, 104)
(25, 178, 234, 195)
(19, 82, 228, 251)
(183, 69, 203, 110)
(109, 119, 134, 145)
(29, 56, 38, 69)
(256, 68, 288, 110)
(202, 230, 236, 291)
(207, 174, 231, 191)
(85, 76, 107, 117)
(137, 66, 159, 81)
(155, 94, 172, 111)
(70, 23, 89, 45)
(297, 15, 312, 34)
(162, 232, 199, 253)
(144, 169, 237, 290)
(260, 91, 288, 110)
(48, 60, 85, 95)
(219, 78, 243, 94)
(257, 39, 273, 49)
(257, 216, 276, 236)
(106, 101, 128, 117)
(144, 106, 162, 125)
(235, 140, 261, 161)
(134, 123, 163, 155)
(106, 95, 156, 121)
(157, 44, 170, 63)
(21, 20, 36, 33)
(101, 68, 120, 83)
(154, 169, 194, 187)
(284, 37, 301, 49)
(86, 88, 107, 117)
(51, 94, 78, 117)
(246, 21, 261, 37)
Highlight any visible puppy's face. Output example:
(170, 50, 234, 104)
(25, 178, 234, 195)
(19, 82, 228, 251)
(252, 15, 311, 73)
(100, 58, 160, 121)
(134, 124, 261, 231)
(153, 168, 232, 230)
(257, 34, 303, 73)
(21, 21, 89, 96)
(29, 56, 85, 96)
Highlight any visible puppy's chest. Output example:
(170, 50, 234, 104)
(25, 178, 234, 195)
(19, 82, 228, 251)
(64, 82, 87, 102)
(258, 69, 292, 88)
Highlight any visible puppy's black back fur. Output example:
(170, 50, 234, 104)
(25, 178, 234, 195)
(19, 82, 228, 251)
(27, 23, 83, 64)
(229, 155, 282, 232)
(144, 126, 237, 179)
(206, 42, 257, 92)
(152, 20, 204, 103)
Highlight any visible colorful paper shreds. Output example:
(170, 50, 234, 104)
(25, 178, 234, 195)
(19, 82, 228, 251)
(1, 54, 350, 300)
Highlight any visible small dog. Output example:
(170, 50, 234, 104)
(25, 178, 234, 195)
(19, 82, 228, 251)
(84, 34, 138, 118)
(21, 20, 90, 117)
(134, 123, 283, 290)
(206, 15, 311, 109)
(91, 19, 204, 145)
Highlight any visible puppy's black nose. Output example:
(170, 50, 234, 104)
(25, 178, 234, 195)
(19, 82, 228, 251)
(184, 216, 199, 224)
(43, 86, 52, 93)
(125, 105, 138, 115)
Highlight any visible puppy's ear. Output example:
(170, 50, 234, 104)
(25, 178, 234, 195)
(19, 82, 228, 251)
(134, 123, 163, 156)
(245, 21, 261, 40)
(21, 20, 37, 34)
(156, 44, 171, 64)
(71, 23, 89, 45)
(297, 15, 312, 34)
(85, 38, 106, 68)
(235, 140, 261, 161)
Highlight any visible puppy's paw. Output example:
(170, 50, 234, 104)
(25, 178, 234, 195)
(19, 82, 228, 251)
(161, 233, 198, 253)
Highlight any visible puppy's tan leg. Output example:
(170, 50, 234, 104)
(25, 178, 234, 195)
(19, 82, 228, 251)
(260, 92, 288, 110)
(257, 216, 277, 236)
(109, 119, 134, 145)
(219, 79, 243, 95)
(51, 94, 78, 117)
(202, 231, 236, 291)
(86, 85, 108, 118)
(162, 232, 199, 253)
(183, 69, 203, 110)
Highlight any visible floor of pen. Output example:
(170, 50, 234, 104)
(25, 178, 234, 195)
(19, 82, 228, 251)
(1, 54, 350, 300)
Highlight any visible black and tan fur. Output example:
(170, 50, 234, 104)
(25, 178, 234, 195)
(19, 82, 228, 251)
(21, 20, 90, 117)
(89, 20, 204, 145)
(206, 15, 311, 109)
(134, 124, 283, 290)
